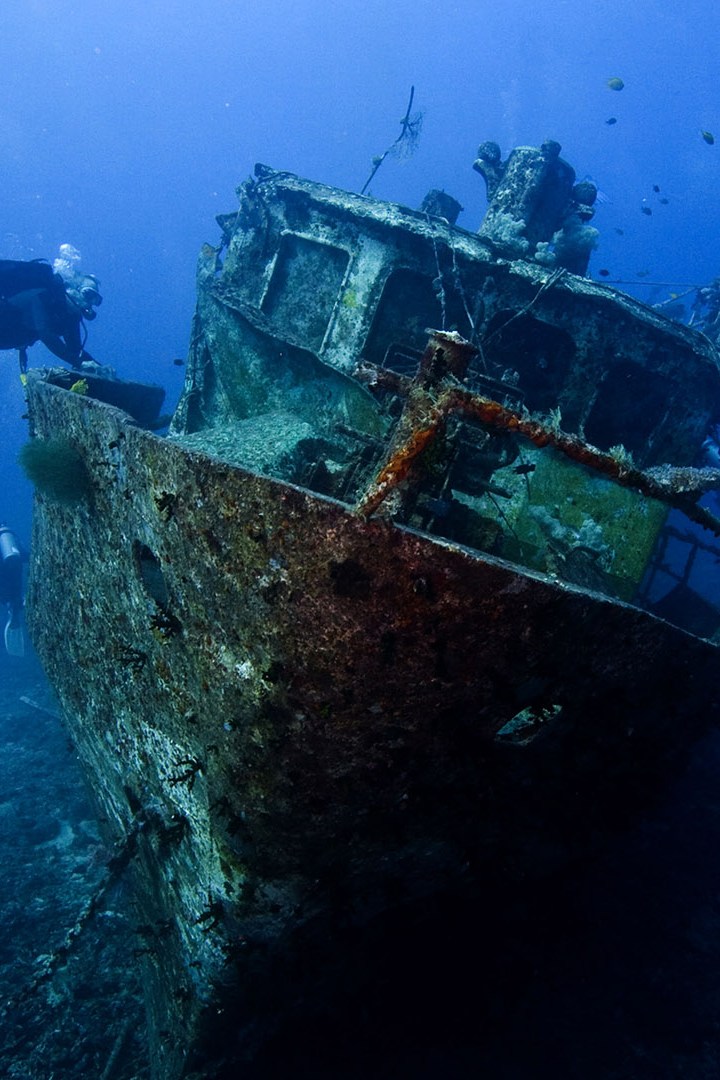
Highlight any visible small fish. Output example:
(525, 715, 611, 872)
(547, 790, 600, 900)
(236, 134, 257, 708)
(605, 117, 618, 125)
(641, 206, 653, 216)
(614, 227, 625, 235)
(652, 184, 660, 192)
(658, 197, 669, 205)
(607, 77, 625, 91)
(598, 268, 611, 277)
(701, 130, 715, 145)
(636, 270, 650, 277)
(173, 357, 185, 366)
(512, 463, 536, 476)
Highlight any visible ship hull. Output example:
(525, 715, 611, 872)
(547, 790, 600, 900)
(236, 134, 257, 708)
(24, 379, 720, 1076)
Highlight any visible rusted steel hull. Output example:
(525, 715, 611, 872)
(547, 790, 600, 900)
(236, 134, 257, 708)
(24, 379, 720, 1077)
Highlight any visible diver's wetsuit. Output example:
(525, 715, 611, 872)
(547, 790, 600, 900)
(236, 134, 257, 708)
(0, 273, 95, 368)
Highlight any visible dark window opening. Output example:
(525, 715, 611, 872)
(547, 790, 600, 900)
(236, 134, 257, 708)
(483, 312, 576, 415)
(585, 362, 671, 457)
(363, 268, 472, 373)
(134, 542, 169, 610)
(261, 234, 349, 351)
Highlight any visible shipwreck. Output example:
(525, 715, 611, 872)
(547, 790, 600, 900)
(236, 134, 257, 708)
(21, 141, 720, 1077)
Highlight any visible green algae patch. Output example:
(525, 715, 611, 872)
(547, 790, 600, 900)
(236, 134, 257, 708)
(19, 436, 92, 505)
(508, 450, 667, 598)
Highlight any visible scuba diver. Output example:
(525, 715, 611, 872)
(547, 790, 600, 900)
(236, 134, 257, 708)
(0, 525, 25, 657)
(0, 245, 103, 374)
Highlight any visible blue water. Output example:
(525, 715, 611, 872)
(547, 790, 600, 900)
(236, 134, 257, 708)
(2, 0, 720, 545)
(2, 1, 720, 1075)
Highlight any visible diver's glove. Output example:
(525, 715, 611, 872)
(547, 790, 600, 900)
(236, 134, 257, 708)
(80, 359, 116, 380)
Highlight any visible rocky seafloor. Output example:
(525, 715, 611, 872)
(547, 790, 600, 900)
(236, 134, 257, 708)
(0, 647, 146, 1080)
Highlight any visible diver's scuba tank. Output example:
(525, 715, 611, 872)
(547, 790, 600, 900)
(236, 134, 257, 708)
(0, 526, 21, 567)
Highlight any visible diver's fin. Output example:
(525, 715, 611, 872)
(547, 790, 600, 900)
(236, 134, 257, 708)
(4, 620, 24, 658)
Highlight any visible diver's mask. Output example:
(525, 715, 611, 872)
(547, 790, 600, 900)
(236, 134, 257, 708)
(66, 274, 103, 319)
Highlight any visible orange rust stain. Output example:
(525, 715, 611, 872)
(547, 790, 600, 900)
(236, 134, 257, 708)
(374, 424, 437, 487)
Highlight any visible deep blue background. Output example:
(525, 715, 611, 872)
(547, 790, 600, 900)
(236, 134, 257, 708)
(2, 0, 719, 544)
